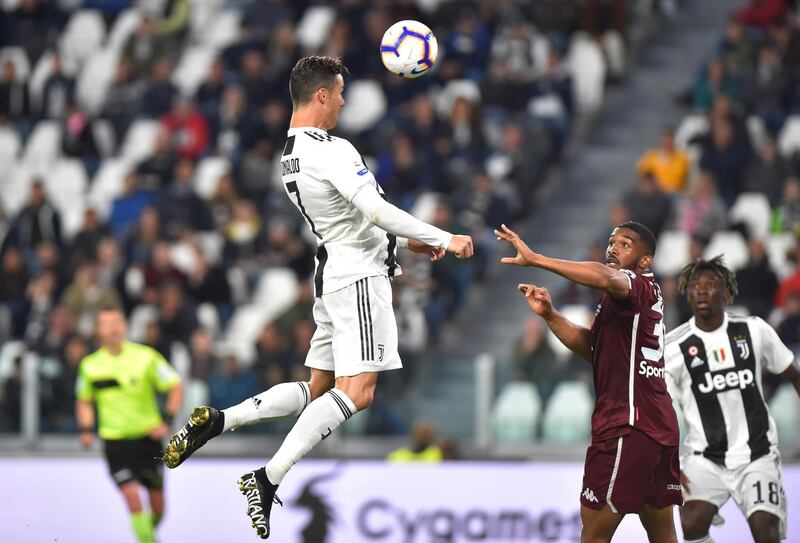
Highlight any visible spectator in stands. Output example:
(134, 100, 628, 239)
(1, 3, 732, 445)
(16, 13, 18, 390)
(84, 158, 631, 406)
(444, 11, 492, 81)
(186, 244, 231, 319)
(157, 281, 197, 346)
(263, 22, 299, 83)
(674, 171, 727, 238)
(720, 16, 758, 77)
(136, 130, 175, 190)
(49, 333, 88, 431)
(161, 97, 209, 160)
(143, 241, 183, 290)
(209, 352, 259, 413)
(61, 101, 101, 176)
(123, 16, 168, 79)
(0, 60, 29, 126)
(2, 0, 61, 65)
(188, 328, 217, 383)
(378, 131, 428, 209)
(239, 50, 272, 110)
(242, 0, 296, 42)
(210, 85, 249, 161)
(142, 57, 178, 118)
(38, 53, 74, 120)
(513, 317, 561, 406)
(94, 236, 126, 306)
(22, 271, 57, 347)
(635, 125, 690, 194)
(102, 57, 146, 142)
(27, 304, 75, 357)
(152, 0, 190, 44)
(207, 172, 238, 227)
(743, 136, 789, 207)
(253, 322, 294, 388)
(736, 239, 779, 320)
(750, 43, 790, 134)
(70, 208, 109, 265)
(579, 0, 629, 81)
(238, 140, 272, 209)
(1, 355, 23, 431)
(772, 177, 800, 234)
(699, 116, 751, 207)
(387, 420, 443, 462)
(60, 262, 120, 336)
(196, 58, 230, 117)
(245, 97, 289, 154)
(692, 58, 738, 111)
(4, 181, 62, 256)
(222, 199, 262, 265)
(735, 0, 788, 29)
(32, 240, 66, 297)
(777, 292, 800, 348)
(159, 159, 214, 235)
(488, 121, 542, 212)
(260, 218, 314, 280)
(622, 172, 672, 239)
(0, 246, 31, 337)
(125, 206, 162, 264)
(109, 172, 156, 239)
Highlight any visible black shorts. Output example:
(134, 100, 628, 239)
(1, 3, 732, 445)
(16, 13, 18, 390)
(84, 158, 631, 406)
(103, 437, 164, 490)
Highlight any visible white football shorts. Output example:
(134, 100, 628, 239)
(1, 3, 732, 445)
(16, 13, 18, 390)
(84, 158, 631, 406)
(305, 275, 402, 377)
(681, 449, 787, 538)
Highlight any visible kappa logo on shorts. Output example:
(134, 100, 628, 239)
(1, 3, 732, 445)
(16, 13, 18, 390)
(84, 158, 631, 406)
(582, 487, 599, 503)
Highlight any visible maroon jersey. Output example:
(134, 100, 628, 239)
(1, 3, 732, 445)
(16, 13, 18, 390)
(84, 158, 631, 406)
(589, 270, 679, 446)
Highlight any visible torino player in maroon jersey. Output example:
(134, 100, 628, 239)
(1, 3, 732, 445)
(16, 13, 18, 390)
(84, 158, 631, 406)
(496, 221, 682, 543)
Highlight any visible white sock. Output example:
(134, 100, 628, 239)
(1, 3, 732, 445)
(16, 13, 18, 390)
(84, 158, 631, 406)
(222, 382, 311, 432)
(685, 535, 714, 543)
(265, 388, 357, 485)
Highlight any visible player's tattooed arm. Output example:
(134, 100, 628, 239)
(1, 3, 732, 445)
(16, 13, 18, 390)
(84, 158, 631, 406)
(781, 359, 800, 397)
(495, 224, 630, 299)
(517, 284, 593, 362)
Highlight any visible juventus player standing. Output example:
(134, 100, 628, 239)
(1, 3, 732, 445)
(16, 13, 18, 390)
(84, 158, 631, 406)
(162, 56, 473, 539)
(665, 257, 800, 543)
(497, 222, 682, 543)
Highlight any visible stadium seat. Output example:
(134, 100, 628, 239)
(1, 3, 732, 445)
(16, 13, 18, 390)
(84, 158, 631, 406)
(0, 46, 30, 82)
(87, 158, 131, 218)
(194, 156, 231, 200)
(729, 192, 771, 240)
(120, 119, 161, 164)
(252, 268, 300, 316)
(746, 115, 768, 151)
(197, 303, 221, 338)
(22, 120, 62, 168)
(106, 8, 141, 52)
(201, 9, 242, 48)
(769, 382, 800, 449)
(59, 9, 106, 69)
(0, 126, 21, 166)
(436, 79, 481, 118)
(765, 232, 796, 280)
(128, 304, 158, 342)
(547, 304, 593, 360)
(778, 115, 800, 157)
(653, 230, 691, 277)
(75, 49, 118, 115)
(0, 340, 25, 382)
(0, 162, 36, 215)
(222, 305, 268, 364)
(44, 159, 89, 240)
(541, 381, 593, 444)
(674, 113, 709, 151)
(703, 230, 749, 271)
(194, 231, 224, 265)
(177, 378, 210, 427)
(492, 381, 542, 444)
(172, 45, 217, 97)
(296, 5, 337, 52)
(566, 35, 605, 114)
(338, 80, 387, 133)
(27, 50, 56, 110)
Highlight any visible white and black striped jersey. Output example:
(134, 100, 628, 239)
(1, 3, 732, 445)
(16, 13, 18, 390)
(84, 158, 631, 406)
(664, 313, 794, 469)
(280, 127, 401, 296)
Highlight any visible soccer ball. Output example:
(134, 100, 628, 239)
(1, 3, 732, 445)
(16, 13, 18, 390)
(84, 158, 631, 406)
(380, 20, 438, 78)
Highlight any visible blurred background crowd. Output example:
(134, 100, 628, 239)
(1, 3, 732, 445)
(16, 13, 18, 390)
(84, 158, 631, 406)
(0, 0, 798, 453)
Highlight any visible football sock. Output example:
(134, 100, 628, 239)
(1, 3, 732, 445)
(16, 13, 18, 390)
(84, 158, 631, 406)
(684, 536, 714, 543)
(223, 382, 311, 432)
(131, 512, 155, 543)
(265, 388, 356, 485)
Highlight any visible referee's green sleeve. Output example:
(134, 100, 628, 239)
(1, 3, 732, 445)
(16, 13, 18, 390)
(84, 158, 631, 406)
(149, 349, 181, 392)
(75, 361, 94, 401)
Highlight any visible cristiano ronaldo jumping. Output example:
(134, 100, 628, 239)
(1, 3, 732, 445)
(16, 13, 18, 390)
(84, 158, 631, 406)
(497, 222, 682, 543)
(162, 56, 473, 539)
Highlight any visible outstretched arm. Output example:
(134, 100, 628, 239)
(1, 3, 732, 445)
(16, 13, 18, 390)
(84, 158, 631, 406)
(352, 188, 474, 258)
(496, 224, 631, 299)
(518, 284, 593, 363)
(782, 360, 800, 397)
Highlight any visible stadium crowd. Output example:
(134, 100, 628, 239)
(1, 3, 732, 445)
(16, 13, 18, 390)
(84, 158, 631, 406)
(0, 0, 648, 435)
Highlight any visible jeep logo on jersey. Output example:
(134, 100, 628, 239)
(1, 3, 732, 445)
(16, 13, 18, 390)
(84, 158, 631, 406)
(735, 338, 750, 359)
(697, 368, 755, 393)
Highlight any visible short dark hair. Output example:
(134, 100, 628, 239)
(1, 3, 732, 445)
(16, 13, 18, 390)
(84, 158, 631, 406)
(677, 254, 738, 304)
(289, 56, 349, 109)
(615, 221, 656, 256)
